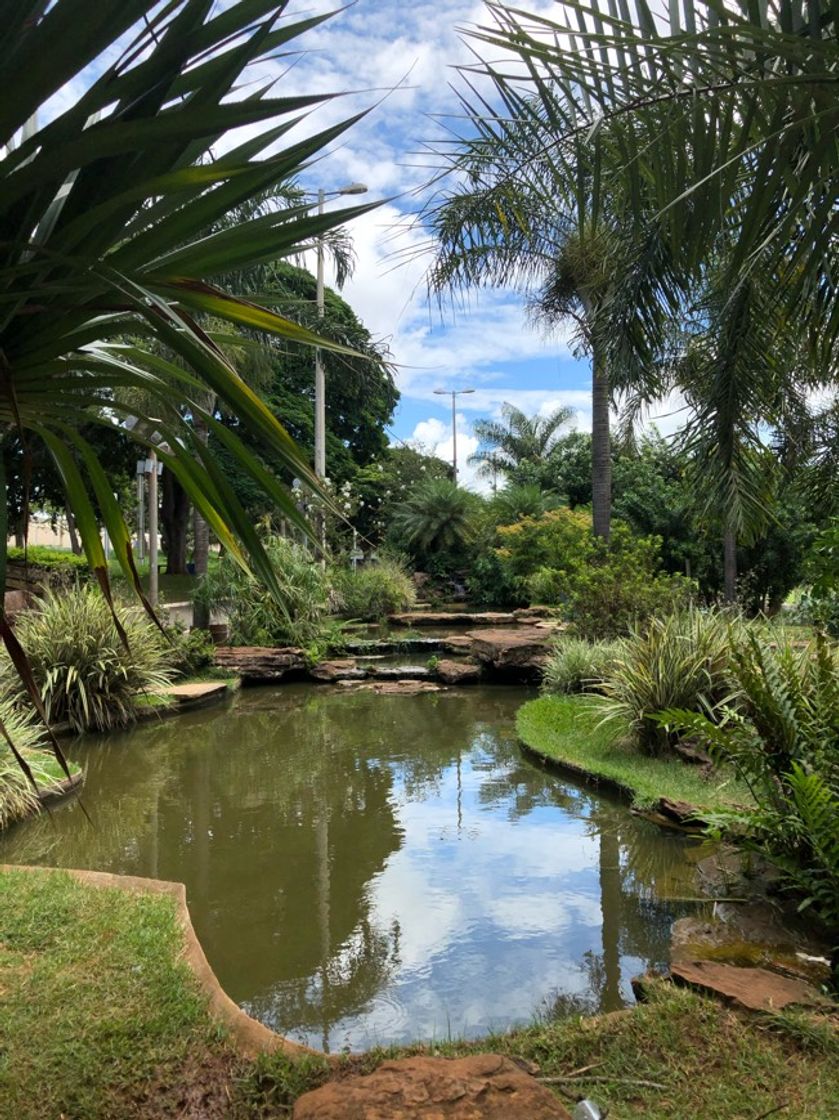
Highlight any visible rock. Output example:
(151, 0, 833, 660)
(513, 606, 554, 621)
(669, 959, 835, 1013)
(293, 1054, 571, 1120)
(388, 611, 517, 627)
(213, 646, 307, 682)
(308, 659, 368, 682)
(435, 659, 483, 685)
(369, 665, 431, 681)
(3, 589, 32, 621)
(656, 797, 705, 828)
(467, 627, 551, 677)
(337, 680, 444, 695)
(443, 635, 473, 653)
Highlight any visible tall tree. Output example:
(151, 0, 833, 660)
(425, 88, 669, 539)
(469, 402, 573, 488)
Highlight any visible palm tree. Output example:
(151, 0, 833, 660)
(0, 2, 376, 770)
(469, 402, 572, 488)
(465, 0, 837, 349)
(390, 478, 477, 563)
(425, 94, 667, 540)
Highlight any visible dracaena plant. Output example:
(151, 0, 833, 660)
(0, 1, 377, 778)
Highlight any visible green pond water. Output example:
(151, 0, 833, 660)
(0, 685, 707, 1052)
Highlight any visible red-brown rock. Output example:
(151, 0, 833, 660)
(388, 611, 517, 627)
(467, 628, 551, 675)
(435, 659, 482, 685)
(308, 659, 368, 682)
(670, 959, 835, 1013)
(213, 646, 306, 681)
(293, 1054, 571, 1119)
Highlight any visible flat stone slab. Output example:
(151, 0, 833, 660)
(163, 681, 229, 702)
(435, 658, 483, 684)
(369, 665, 430, 681)
(388, 611, 518, 627)
(670, 959, 835, 1013)
(443, 635, 473, 653)
(293, 1055, 571, 1119)
(467, 628, 551, 674)
(337, 680, 444, 696)
(214, 646, 306, 681)
(308, 659, 368, 682)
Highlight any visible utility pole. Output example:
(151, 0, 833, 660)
(148, 450, 159, 607)
(433, 387, 475, 482)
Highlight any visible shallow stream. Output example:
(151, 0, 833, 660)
(0, 684, 707, 1051)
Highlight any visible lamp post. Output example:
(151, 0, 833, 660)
(433, 387, 475, 482)
(314, 182, 368, 481)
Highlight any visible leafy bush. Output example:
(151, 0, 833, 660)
(594, 609, 738, 755)
(7, 545, 89, 571)
(2, 586, 175, 732)
(166, 626, 216, 679)
(794, 519, 839, 637)
(333, 558, 416, 620)
(561, 529, 695, 640)
(495, 513, 692, 638)
(0, 700, 67, 828)
(660, 633, 839, 971)
(542, 637, 623, 694)
(194, 533, 335, 653)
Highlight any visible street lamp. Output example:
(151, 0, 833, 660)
(314, 182, 368, 480)
(433, 387, 475, 482)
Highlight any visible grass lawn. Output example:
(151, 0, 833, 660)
(517, 694, 753, 811)
(0, 867, 836, 1119)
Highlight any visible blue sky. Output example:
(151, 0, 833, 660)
(274, 0, 631, 488)
(46, 0, 687, 490)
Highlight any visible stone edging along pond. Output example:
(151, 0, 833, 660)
(0, 863, 319, 1061)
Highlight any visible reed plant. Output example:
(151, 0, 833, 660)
(3, 587, 174, 732)
(0, 700, 66, 828)
(594, 608, 739, 755)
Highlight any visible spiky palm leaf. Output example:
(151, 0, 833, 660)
(470, 402, 573, 478)
(0, 1, 378, 778)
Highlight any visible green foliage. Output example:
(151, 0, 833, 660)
(389, 479, 478, 570)
(660, 633, 839, 949)
(6, 546, 89, 573)
(542, 637, 623, 695)
(0, 701, 69, 828)
(165, 626, 216, 680)
(194, 533, 334, 652)
(333, 559, 416, 621)
(2, 587, 174, 732)
(497, 512, 692, 638)
(796, 519, 839, 637)
(594, 610, 738, 755)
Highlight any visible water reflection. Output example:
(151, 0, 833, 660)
(0, 685, 705, 1050)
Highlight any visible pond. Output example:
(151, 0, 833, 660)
(0, 685, 707, 1052)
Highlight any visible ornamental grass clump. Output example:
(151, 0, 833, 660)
(333, 558, 416, 621)
(3, 586, 174, 732)
(0, 700, 67, 828)
(660, 633, 839, 976)
(542, 637, 623, 694)
(594, 608, 739, 755)
(194, 533, 334, 652)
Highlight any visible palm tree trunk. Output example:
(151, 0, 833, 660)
(591, 345, 611, 540)
(192, 415, 210, 630)
(723, 523, 737, 603)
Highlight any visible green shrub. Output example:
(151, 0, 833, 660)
(166, 625, 216, 679)
(660, 633, 839, 972)
(542, 636, 623, 694)
(496, 514, 693, 638)
(0, 700, 69, 828)
(194, 533, 335, 652)
(2, 586, 175, 732)
(6, 545, 89, 572)
(594, 609, 738, 755)
(561, 529, 695, 640)
(333, 558, 416, 620)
